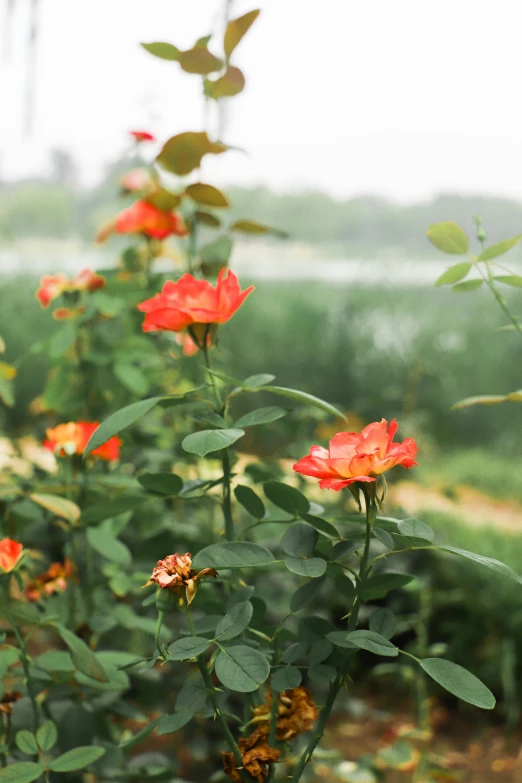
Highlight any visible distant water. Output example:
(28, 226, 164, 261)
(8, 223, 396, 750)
(0, 245, 449, 287)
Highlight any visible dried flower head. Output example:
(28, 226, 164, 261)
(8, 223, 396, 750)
(223, 729, 280, 783)
(0, 691, 22, 715)
(148, 552, 217, 604)
(252, 687, 319, 742)
(25, 558, 75, 602)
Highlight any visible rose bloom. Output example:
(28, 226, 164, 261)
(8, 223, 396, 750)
(44, 422, 122, 461)
(36, 269, 105, 308)
(148, 552, 217, 604)
(138, 270, 254, 337)
(0, 538, 23, 572)
(120, 168, 153, 194)
(96, 200, 187, 242)
(293, 418, 418, 491)
(25, 558, 74, 602)
(130, 130, 155, 143)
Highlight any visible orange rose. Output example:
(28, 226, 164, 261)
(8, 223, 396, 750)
(0, 538, 23, 572)
(138, 270, 254, 337)
(293, 418, 418, 491)
(25, 558, 74, 602)
(36, 269, 105, 308)
(44, 421, 121, 461)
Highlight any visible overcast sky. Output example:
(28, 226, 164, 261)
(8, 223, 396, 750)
(2, 0, 522, 201)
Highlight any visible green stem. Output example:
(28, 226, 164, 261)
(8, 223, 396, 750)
(155, 610, 166, 658)
(290, 487, 375, 783)
(483, 261, 522, 340)
(2, 581, 40, 734)
(184, 599, 249, 782)
(187, 215, 198, 275)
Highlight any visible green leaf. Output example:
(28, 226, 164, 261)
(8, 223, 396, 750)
(138, 472, 183, 495)
(284, 557, 326, 578)
(84, 397, 162, 457)
(326, 631, 357, 649)
(141, 41, 181, 60)
(205, 66, 245, 99)
(346, 630, 399, 657)
(36, 721, 57, 752)
(290, 575, 326, 612)
(28, 493, 80, 524)
(86, 527, 132, 566)
(234, 485, 265, 519)
(271, 666, 302, 691)
(193, 541, 274, 570)
(477, 235, 522, 261)
(215, 601, 253, 641)
(49, 746, 106, 772)
(420, 658, 495, 709)
(369, 608, 397, 639)
(167, 637, 211, 661)
(195, 210, 221, 228)
(55, 625, 108, 682)
(230, 219, 288, 238)
(119, 717, 162, 749)
(362, 572, 414, 600)
(452, 394, 508, 409)
(308, 664, 336, 683)
(179, 47, 223, 74)
(281, 642, 308, 663)
(397, 518, 435, 542)
(234, 406, 287, 428)
(157, 131, 227, 177)
(331, 539, 364, 559)
(308, 638, 333, 665)
(224, 9, 260, 58)
(156, 709, 193, 735)
(199, 236, 234, 268)
(427, 221, 469, 254)
(439, 546, 521, 583)
(243, 374, 276, 388)
(434, 262, 472, 286)
(298, 512, 339, 539)
(452, 279, 483, 292)
(263, 481, 310, 515)
(254, 385, 346, 420)
(15, 731, 38, 755)
(0, 763, 44, 783)
(494, 275, 522, 287)
(182, 428, 245, 457)
(373, 527, 395, 549)
(215, 645, 269, 692)
(80, 495, 146, 525)
(114, 363, 150, 397)
(48, 321, 76, 358)
(185, 183, 229, 208)
(281, 522, 318, 557)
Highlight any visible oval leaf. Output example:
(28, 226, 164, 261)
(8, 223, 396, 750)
(452, 394, 507, 409)
(477, 235, 522, 261)
(193, 541, 274, 570)
(439, 546, 521, 583)
(427, 222, 469, 254)
(346, 630, 399, 657)
(0, 763, 44, 783)
(56, 625, 108, 682)
(141, 41, 181, 60)
(28, 493, 80, 524)
(281, 522, 318, 557)
(362, 572, 414, 600)
(234, 406, 287, 428)
(284, 557, 326, 578)
(49, 746, 106, 773)
(452, 279, 483, 292)
(369, 608, 397, 639)
(234, 484, 265, 519)
(420, 658, 495, 709)
(434, 262, 472, 286)
(215, 644, 269, 693)
(257, 385, 346, 420)
(157, 131, 227, 177)
(224, 9, 260, 58)
(182, 428, 245, 457)
(36, 721, 58, 752)
(264, 481, 310, 514)
(179, 47, 223, 75)
(271, 666, 302, 692)
(156, 709, 193, 735)
(215, 601, 253, 641)
(185, 182, 230, 208)
(138, 472, 183, 495)
(397, 518, 435, 541)
(16, 731, 38, 755)
(494, 275, 522, 287)
(243, 374, 276, 387)
(86, 527, 132, 566)
(290, 575, 326, 612)
(167, 637, 211, 661)
(84, 397, 162, 457)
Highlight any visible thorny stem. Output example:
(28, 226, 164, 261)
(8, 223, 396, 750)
(184, 598, 250, 782)
(155, 609, 166, 658)
(202, 345, 235, 542)
(289, 487, 376, 783)
(2, 581, 40, 734)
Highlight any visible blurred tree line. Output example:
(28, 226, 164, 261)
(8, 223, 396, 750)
(1, 148, 522, 255)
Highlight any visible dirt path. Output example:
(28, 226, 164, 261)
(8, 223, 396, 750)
(389, 481, 522, 533)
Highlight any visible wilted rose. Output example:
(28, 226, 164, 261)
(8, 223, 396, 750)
(148, 552, 217, 604)
(25, 558, 75, 602)
(223, 729, 280, 783)
(293, 418, 418, 490)
(252, 687, 319, 741)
